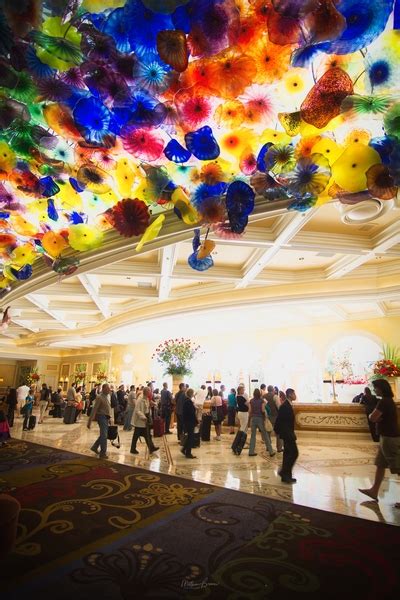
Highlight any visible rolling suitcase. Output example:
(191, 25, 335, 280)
(153, 417, 165, 437)
(28, 415, 36, 430)
(201, 414, 212, 441)
(63, 405, 76, 424)
(231, 430, 247, 455)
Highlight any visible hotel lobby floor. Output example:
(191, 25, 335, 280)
(8, 411, 400, 527)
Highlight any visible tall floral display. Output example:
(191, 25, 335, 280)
(153, 339, 201, 377)
(371, 345, 400, 398)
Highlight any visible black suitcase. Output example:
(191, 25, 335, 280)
(63, 405, 76, 424)
(28, 415, 36, 430)
(193, 432, 201, 448)
(231, 430, 247, 455)
(201, 414, 212, 441)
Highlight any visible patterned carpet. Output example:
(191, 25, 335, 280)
(1, 440, 399, 599)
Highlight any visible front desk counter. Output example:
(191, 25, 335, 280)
(293, 402, 400, 433)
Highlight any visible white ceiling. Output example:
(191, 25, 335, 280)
(1, 200, 400, 349)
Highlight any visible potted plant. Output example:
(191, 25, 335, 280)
(27, 368, 40, 387)
(371, 345, 400, 398)
(152, 338, 201, 392)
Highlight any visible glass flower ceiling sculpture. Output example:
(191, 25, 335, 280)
(0, 0, 399, 287)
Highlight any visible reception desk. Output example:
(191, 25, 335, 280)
(294, 402, 400, 433)
(294, 403, 369, 433)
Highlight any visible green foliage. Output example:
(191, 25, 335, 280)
(382, 344, 400, 367)
(152, 339, 201, 377)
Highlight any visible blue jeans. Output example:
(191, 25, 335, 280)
(249, 416, 274, 455)
(91, 414, 109, 456)
(123, 407, 134, 430)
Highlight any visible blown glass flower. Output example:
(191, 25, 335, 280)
(283, 154, 331, 195)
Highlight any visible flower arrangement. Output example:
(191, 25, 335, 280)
(96, 371, 108, 383)
(372, 345, 400, 379)
(74, 364, 87, 383)
(27, 368, 40, 386)
(152, 339, 201, 376)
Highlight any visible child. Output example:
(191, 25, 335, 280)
(0, 402, 10, 446)
(22, 390, 34, 431)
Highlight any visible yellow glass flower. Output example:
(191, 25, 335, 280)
(10, 244, 37, 266)
(82, 0, 125, 12)
(136, 214, 165, 252)
(36, 17, 82, 72)
(0, 142, 16, 174)
(9, 215, 38, 237)
(42, 231, 69, 258)
(219, 128, 256, 157)
(68, 224, 103, 252)
(312, 138, 343, 165)
(115, 158, 139, 197)
(214, 100, 245, 128)
(56, 181, 83, 211)
(344, 129, 371, 146)
(283, 70, 307, 95)
(260, 128, 291, 145)
(332, 144, 382, 192)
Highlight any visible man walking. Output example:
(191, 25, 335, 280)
(87, 383, 112, 459)
(160, 382, 173, 434)
(274, 388, 298, 484)
(174, 383, 186, 442)
(181, 388, 198, 459)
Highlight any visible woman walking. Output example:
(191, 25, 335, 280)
(130, 387, 159, 456)
(359, 379, 400, 506)
(22, 390, 35, 431)
(236, 385, 250, 432)
(210, 388, 223, 441)
(248, 388, 276, 457)
(227, 388, 237, 435)
(38, 383, 50, 424)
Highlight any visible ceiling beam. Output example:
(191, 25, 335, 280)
(376, 301, 387, 317)
(98, 285, 158, 299)
(326, 221, 400, 280)
(236, 209, 318, 289)
(158, 244, 178, 301)
(26, 294, 76, 329)
(78, 274, 111, 319)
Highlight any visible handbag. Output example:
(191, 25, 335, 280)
(20, 404, 27, 415)
(107, 425, 121, 448)
(211, 407, 218, 421)
(264, 417, 273, 433)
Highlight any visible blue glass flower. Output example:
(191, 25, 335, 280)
(127, 0, 173, 54)
(103, 8, 132, 53)
(192, 228, 201, 252)
(225, 180, 255, 216)
(188, 251, 214, 271)
(69, 211, 85, 224)
(228, 212, 248, 234)
(369, 136, 398, 165)
(69, 177, 85, 193)
(114, 90, 167, 128)
(39, 176, 60, 198)
(164, 139, 191, 163)
(26, 46, 55, 78)
(11, 264, 33, 280)
(256, 143, 273, 172)
(317, 0, 393, 54)
(47, 198, 58, 221)
(73, 97, 111, 144)
(185, 126, 220, 160)
(137, 54, 172, 93)
(291, 45, 321, 68)
(192, 182, 227, 209)
(367, 59, 393, 89)
(288, 193, 317, 212)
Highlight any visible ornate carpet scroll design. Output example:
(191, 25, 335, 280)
(1, 440, 399, 599)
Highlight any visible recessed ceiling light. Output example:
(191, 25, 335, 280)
(299, 257, 304, 261)
(126, 276, 131, 280)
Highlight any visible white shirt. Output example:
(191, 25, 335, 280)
(17, 385, 30, 402)
(194, 388, 207, 407)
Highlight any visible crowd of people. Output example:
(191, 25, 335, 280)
(0, 377, 398, 504)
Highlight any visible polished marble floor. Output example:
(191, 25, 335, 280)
(7, 409, 400, 526)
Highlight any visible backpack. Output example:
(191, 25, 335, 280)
(265, 392, 278, 420)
